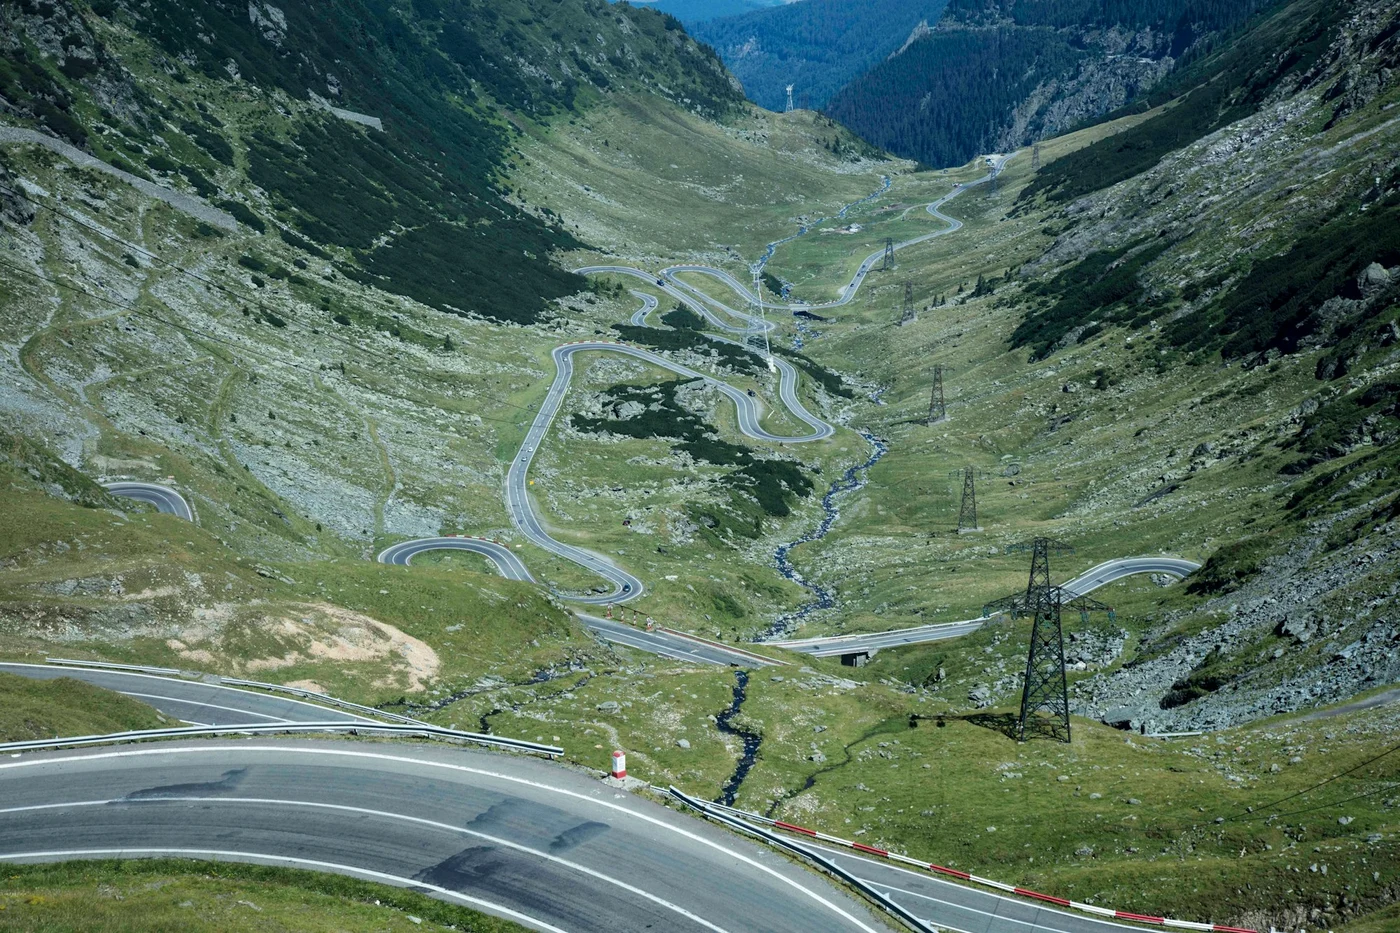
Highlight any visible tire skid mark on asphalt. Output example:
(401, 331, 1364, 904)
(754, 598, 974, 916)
(0, 796, 733, 932)
(0, 745, 885, 932)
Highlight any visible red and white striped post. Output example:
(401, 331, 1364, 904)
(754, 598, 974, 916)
(606, 603, 613, 620)
(610, 750, 627, 779)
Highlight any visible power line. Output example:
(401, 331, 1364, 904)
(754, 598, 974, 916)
(1225, 737, 1400, 822)
(1235, 782, 1400, 823)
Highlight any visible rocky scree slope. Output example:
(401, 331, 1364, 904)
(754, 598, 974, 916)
(1002, 0, 1400, 731)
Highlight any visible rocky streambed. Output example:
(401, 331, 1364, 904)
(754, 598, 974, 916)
(759, 431, 888, 641)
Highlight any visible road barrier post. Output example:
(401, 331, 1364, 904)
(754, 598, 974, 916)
(611, 750, 627, 779)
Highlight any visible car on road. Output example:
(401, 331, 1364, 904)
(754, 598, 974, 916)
(656, 278, 665, 287)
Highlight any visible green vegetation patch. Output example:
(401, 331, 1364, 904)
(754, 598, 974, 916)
(0, 671, 167, 742)
(0, 430, 122, 509)
(611, 318, 765, 374)
(1012, 238, 1174, 360)
(1167, 168, 1400, 359)
(570, 379, 812, 518)
(0, 859, 529, 932)
(1286, 381, 1400, 473)
(1185, 536, 1273, 596)
(247, 119, 581, 325)
(771, 343, 855, 398)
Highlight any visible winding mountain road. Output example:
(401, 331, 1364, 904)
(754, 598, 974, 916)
(771, 558, 1200, 657)
(381, 160, 1021, 610)
(0, 741, 888, 933)
(0, 660, 1198, 933)
(102, 481, 193, 521)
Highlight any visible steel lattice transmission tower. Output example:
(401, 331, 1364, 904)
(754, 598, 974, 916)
(926, 364, 945, 425)
(948, 467, 981, 533)
(882, 238, 895, 271)
(749, 263, 774, 370)
(785, 85, 795, 113)
(899, 281, 916, 326)
(982, 539, 1115, 743)
(1031, 143, 1042, 172)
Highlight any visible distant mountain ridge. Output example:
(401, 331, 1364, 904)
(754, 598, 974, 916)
(627, 0, 785, 24)
(691, 0, 950, 112)
(825, 0, 1278, 167)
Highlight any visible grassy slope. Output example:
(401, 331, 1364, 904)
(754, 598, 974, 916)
(0, 671, 167, 741)
(0, 460, 604, 706)
(514, 101, 895, 261)
(0, 860, 528, 932)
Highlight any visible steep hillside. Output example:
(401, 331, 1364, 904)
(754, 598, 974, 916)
(748, 0, 1400, 736)
(826, 0, 1276, 167)
(0, 0, 741, 324)
(691, 0, 950, 112)
(2, 0, 1400, 926)
(638, 0, 784, 25)
(0, 0, 881, 650)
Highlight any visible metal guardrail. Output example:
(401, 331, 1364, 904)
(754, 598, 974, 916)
(0, 722, 563, 757)
(656, 628, 785, 666)
(217, 677, 423, 725)
(669, 787, 937, 933)
(45, 659, 426, 727)
(46, 657, 182, 676)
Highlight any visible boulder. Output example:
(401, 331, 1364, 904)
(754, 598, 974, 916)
(1358, 262, 1391, 297)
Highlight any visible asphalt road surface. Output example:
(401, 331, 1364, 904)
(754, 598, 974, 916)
(0, 742, 889, 933)
(376, 534, 770, 665)
(378, 536, 536, 582)
(773, 557, 1200, 657)
(392, 167, 1014, 614)
(0, 662, 372, 727)
(811, 844, 1148, 933)
(102, 481, 193, 521)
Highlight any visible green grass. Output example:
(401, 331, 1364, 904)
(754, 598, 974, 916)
(0, 860, 529, 932)
(514, 100, 896, 259)
(0, 671, 168, 741)
(733, 677, 1400, 927)
(0, 469, 603, 708)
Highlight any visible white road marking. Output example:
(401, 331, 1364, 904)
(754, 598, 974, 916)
(0, 796, 732, 932)
(119, 692, 292, 723)
(0, 745, 884, 932)
(0, 847, 568, 933)
(0, 663, 370, 723)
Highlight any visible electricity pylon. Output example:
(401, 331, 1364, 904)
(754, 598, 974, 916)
(785, 85, 794, 113)
(982, 538, 1114, 743)
(750, 263, 774, 371)
(948, 467, 981, 533)
(1031, 143, 1042, 172)
(882, 238, 894, 271)
(926, 365, 945, 425)
(899, 281, 916, 326)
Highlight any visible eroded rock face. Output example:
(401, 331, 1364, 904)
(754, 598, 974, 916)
(0, 165, 35, 227)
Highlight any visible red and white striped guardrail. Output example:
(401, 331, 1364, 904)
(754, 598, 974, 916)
(705, 802, 1255, 933)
